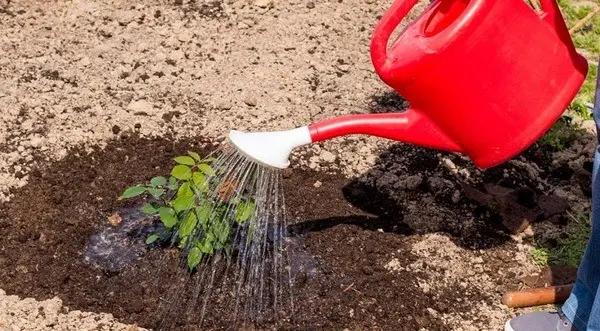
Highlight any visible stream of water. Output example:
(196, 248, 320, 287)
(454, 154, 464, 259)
(154, 144, 296, 329)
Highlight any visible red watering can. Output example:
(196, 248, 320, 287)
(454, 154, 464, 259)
(229, 0, 589, 169)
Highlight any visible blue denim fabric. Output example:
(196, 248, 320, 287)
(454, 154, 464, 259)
(562, 59, 600, 331)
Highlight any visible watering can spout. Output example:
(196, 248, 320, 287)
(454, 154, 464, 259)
(228, 127, 313, 169)
(229, 110, 461, 169)
(308, 111, 462, 152)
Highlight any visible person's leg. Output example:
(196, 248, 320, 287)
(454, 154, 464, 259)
(506, 60, 600, 331)
(562, 149, 600, 330)
(505, 145, 598, 331)
(562, 60, 600, 331)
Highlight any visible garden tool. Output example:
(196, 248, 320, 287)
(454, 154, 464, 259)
(229, 0, 588, 169)
(502, 284, 574, 308)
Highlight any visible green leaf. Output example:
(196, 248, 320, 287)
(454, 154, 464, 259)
(148, 188, 165, 199)
(146, 234, 160, 245)
(187, 247, 202, 270)
(197, 239, 214, 255)
(178, 235, 188, 249)
(150, 176, 167, 187)
(174, 156, 195, 166)
(171, 165, 192, 180)
(188, 151, 202, 162)
(158, 207, 177, 228)
(177, 182, 194, 198)
(118, 185, 146, 200)
(235, 201, 255, 223)
(198, 164, 216, 177)
(212, 220, 231, 249)
(173, 195, 195, 212)
(179, 212, 198, 237)
(215, 205, 228, 222)
(203, 157, 217, 163)
(205, 232, 215, 245)
(167, 176, 179, 191)
(192, 172, 206, 190)
(196, 206, 211, 230)
(141, 203, 158, 214)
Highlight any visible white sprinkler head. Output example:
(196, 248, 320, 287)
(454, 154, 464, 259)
(228, 126, 312, 169)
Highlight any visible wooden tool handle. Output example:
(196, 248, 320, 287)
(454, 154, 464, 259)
(502, 284, 574, 308)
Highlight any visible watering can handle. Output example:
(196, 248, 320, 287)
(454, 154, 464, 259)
(370, 0, 420, 82)
(371, 0, 575, 79)
(538, 0, 575, 49)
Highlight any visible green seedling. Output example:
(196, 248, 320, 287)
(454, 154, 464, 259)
(531, 212, 592, 268)
(572, 62, 598, 118)
(531, 247, 550, 267)
(548, 212, 591, 267)
(118, 151, 256, 271)
(539, 115, 585, 152)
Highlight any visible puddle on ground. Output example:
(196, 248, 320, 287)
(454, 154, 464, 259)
(83, 205, 320, 279)
(284, 235, 320, 282)
(84, 206, 161, 273)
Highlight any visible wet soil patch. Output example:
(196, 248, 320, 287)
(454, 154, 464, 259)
(0, 134, 517, 330)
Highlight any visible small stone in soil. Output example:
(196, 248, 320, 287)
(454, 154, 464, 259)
(30, 136, 43, 148)
(320, 150, 336, 163)
(254, 0, 273, 8)
(405, 174, 422, 190)
(108, 213, 122, 227)
(127, 100, 154, 114)
(216, 101, 233, 110)
(243, 97, 257, 107)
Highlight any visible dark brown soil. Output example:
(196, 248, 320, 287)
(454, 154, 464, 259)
(0, 133, 536, 330)
(521, 266, 578, 288)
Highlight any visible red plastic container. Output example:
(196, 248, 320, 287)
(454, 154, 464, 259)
(309, 0, 588, 168)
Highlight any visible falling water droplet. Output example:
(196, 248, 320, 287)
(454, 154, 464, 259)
(150, 143, 296, 330)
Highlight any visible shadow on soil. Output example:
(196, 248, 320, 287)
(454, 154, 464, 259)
(287, 175, 413, 236)
(293, 90, 518, 251)
(357, 89, 596, 291)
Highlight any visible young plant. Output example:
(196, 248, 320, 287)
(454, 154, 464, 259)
(538, 115, 585, 152)
(117, 151, 256, 271)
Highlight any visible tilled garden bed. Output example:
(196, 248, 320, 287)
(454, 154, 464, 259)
(0, 134, 575, 331)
